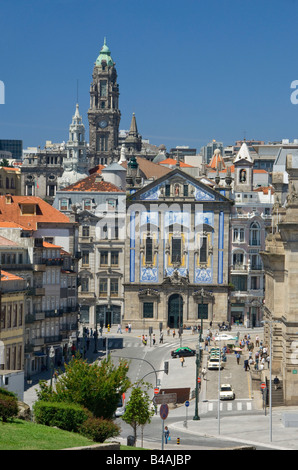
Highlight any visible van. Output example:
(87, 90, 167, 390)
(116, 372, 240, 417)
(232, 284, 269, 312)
(207, 357, 223, 370)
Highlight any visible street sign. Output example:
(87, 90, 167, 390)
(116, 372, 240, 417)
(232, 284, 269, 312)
(197, 377, 201, 383)
(185, 400, 189, 407)
(160, 404, 169, 420)
(261, 382, 266, 390)
(154, 388, 160, 395)
(153, 393, 177, 405)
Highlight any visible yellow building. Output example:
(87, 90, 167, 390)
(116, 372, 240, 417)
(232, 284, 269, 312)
(0, 166, 21, 196)
(0, 270, 27, 372)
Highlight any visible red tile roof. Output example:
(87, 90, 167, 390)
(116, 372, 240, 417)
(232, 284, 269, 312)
(1, 269, 24, 282)
(61, 172, 124, 193)
(158, 158, 194, 168)
(0, 196, 70, 230)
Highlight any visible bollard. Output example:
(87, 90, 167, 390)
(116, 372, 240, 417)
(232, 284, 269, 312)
(177, 437, 180, 445)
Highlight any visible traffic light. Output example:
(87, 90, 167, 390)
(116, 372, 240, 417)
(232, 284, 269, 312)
(164, 361, 169, 375)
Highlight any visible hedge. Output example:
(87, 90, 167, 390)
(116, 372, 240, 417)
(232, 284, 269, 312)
(0, 388, 19, 422)
(33, 401, 90, 432)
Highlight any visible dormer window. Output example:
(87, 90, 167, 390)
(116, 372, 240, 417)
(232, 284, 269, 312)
(60, 199, 68, 211)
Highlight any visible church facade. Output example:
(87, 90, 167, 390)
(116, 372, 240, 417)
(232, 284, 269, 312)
(123, 167, 232, 330)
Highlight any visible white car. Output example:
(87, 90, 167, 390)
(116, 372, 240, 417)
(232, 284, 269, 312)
(214, 334, 236, 341)
(220, 384, 235, 400)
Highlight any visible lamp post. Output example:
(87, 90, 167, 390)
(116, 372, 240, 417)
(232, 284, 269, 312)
(49, 346, 55, 388)
(193, 289, 204, 420)
(261, 318, 280, 442)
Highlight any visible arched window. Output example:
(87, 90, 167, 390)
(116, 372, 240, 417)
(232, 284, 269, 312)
(250, 222, 260, 246)
(6, 177, 9, 189)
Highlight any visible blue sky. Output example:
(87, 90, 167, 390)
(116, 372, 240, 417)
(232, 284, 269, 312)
(1, 0, 298, 152)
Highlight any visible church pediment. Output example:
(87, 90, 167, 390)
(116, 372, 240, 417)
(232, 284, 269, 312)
(133, 168, 229, 203)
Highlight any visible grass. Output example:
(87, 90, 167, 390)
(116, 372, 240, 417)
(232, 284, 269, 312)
(0, 419, 95, 450)
(0, 419, 145, 450)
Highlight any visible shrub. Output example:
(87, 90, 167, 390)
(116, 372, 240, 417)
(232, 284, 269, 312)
(79, 416, 120, 442)
(33, 401, 90, 432)
(0, 388, 19, 422)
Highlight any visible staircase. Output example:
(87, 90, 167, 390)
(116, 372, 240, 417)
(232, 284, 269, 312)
(266, 380, 284, 407)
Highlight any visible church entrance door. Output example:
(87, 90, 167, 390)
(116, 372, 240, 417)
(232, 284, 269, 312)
(168, 294, 183, 329)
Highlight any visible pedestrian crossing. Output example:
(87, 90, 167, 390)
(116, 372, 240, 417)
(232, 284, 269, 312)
(123, 339, 182, 350)
(200, 399, 253, 414)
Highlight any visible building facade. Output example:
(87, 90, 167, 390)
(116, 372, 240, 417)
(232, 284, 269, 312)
(229, 143, 273, 326)
(123, 167, 232, 330)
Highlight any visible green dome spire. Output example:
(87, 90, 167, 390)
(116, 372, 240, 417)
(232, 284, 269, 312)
(96, 37, 114, 67)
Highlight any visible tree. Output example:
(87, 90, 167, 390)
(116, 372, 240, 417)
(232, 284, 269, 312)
(121, 382, 154, 447)
(36, 356, 131, 419)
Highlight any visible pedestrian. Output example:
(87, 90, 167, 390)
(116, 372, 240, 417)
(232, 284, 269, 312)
(180, 356, 185, 367)
(274, 376, 280, 390)
(236, 352, 240, 365)
(167, 327, 170, 336)
(153, 334, 156, 345)
(256, 335, 259, 347)
(202, 367, 207, 380)
(244, 359, 250, 371)
(266, 355, 270, 369)
(159, 332, 164, 344)
(173, 329, 176, 338)
(117, 324, 122, 334)
(128, 323, 132, 333)
(164, 426, 170, 444)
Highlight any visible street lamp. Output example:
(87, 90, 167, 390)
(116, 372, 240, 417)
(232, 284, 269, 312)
(49, 346, 55, 388)
(193, 288, 204, 420)
(261, 318, 281, 442)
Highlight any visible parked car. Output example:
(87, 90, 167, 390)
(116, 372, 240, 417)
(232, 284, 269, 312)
(171, 346, 196, 358)
(220, 384, 235, 400)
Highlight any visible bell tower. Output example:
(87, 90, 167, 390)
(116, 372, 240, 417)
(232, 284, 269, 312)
(88, 38, 121, 166)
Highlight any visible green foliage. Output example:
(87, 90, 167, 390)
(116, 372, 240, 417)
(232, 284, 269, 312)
(33, 401, 91, 432)
(0, 388, 19, 422)
(79, 416, 120, 442)
(36, 356, 131, 419)
(122, 382, 154, 445)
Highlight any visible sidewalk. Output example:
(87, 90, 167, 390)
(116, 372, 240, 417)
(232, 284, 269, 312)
(23, 325, 298, 450)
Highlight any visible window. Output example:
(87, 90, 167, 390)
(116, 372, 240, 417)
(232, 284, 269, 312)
(183, 184, 189, 197)
(165, 184, 170, 197)
(231, 275, 247, 291)
(100, 251, 109, 266)
(60, 199, 68, 211)
(84, 199, 91, 210)
(145, 236, 153, 263)
(143, 302, 154, 318)
(96, 134, 108, 152)
(199, 236, 208, 263)
(110, 279, 118, 297)
(99, 278, 108, 297)
(100, 80, 107, 97)
(81, 277, 89, 292)
(82, 250, 89, 266)
(171, 237, 181, 264)
(107, 199, 117, 211)
(250, 222, 260, 246)
(250, 276, 259, 290)
(82, 225, 90, 237)
(233, 228, 244, 242)
(233, 252, 244, 267)
(111, 251, 119, 266)
(198, 303, 208, 319)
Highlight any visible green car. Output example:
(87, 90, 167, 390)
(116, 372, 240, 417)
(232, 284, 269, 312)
(171, 346, 196, 358)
